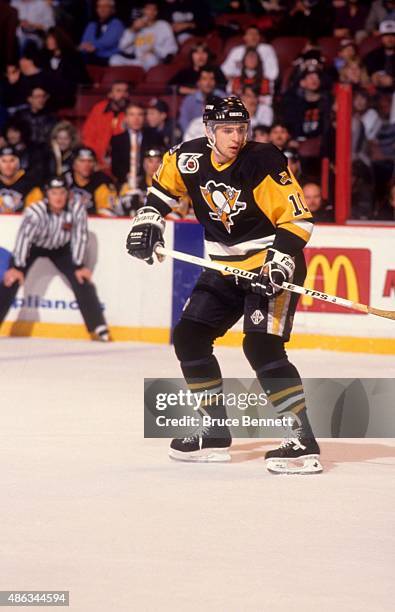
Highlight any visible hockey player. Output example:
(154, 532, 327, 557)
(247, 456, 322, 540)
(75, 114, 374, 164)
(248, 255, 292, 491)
(69, 147, 118, 217)
(0, 146, 42, 213)
(126, 96, 322, 474)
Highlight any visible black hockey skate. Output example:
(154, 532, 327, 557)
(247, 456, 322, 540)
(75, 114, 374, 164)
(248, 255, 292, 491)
(265, 431, 322, 474)
(169, 420, 232, 463)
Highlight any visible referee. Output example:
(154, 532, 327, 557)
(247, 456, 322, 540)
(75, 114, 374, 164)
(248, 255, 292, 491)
(0, 177, 110, 341)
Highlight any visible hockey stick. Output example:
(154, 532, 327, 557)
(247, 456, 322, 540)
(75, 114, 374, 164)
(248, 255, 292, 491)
(155, 245, 395, 321)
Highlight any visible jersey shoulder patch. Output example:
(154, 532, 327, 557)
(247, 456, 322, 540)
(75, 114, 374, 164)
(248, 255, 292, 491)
(247, 142, 290, 187)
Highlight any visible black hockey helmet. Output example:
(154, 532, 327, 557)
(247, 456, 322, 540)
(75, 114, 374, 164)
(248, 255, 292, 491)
(203, 96, 250, 124)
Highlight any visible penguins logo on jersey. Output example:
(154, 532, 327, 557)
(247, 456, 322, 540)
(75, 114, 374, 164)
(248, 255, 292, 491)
(178, 153, 203, 174)
(0, 189, 23, 213)
(200, 180, 247, 233)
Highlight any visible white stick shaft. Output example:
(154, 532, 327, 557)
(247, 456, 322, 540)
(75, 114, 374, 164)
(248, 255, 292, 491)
(156, 245, 358, 311)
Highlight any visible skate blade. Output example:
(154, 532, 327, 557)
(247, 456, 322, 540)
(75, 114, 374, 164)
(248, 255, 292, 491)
(168, 448, 231, 463)
(265, 454, 322, 475)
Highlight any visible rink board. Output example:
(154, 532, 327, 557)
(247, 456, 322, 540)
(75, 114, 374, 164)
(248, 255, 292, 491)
(0, 216, 394, 353)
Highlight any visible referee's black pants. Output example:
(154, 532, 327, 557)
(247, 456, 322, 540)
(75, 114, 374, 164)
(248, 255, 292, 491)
(0, 244, 106, 333)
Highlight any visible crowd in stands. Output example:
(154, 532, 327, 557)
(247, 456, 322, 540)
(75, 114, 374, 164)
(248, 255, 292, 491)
(0, 0, 394, 222)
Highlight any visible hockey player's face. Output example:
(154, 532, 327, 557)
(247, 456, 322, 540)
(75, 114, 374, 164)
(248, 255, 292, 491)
(47, 187, 68, 212)
(74, 158, 95, 178)
(144, 155, 161, 177)
(0, 155, 19, 178)
(213, 124, 248, 162)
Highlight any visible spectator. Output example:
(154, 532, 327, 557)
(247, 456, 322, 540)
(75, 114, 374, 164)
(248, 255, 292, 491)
(16, 46, 62, 108)
(353, 88, 381, 140)
(79, 0, 124, 65)
(118, 147, 164, 217)
(375, 178, 395, 220)
(282, 67, 332, 141)
(2, 64, 27, 113)
(302, 181, 334, 222)
(282, 0, 335, 38)
(146, 98, 181, 148)
(109, 2, 177, 70)
(110, 102, 164, 186)
(370, 93, 395, 204)
(179, 67, 225, 133)
(227, 47, 273, 99)
(339, 57, 370, 87)
(364, 20, 395, 93)
(169, 42, 227, 95)
(43, 27, 90, 107)
(3, 117, 44, 178)
(284, 147, 302, 180)
(11, 0, 55, 51)
(46, 120, 79, 181)
(81, 80, 130, 166)
(269, 122, 291, 150)
(0, 176, 111, 342)
(365, 0, 395, 35)
(221, 25, 279, 94)
(240, 85, 273, 128)
(14, 86, 57, 146)
(334, 0, 370, 43)
(69, 146, 118, 217)
(332, 38, 358, 76)
(287, 44, 332, 92)
(0, 145, 42, 213)
(252, 124, 271, 143)
(0, 1, 18, 73)
(183, 116, 205, 141)
(161, 0, 212, 44)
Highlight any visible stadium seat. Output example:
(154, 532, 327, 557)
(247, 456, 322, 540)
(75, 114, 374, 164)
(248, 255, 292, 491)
(358, 36, 382, 59)
(86, 65, 107, 86)
(214, 13, 256, 30)
(74, 91, 105, 116)
(318, 37, 341, 64)
(218, 35, 244, 64)
(178, 36, 204, 58)
(271, 37, 308, 72)
(144, 61, 185, 86)
(101, 66, 145, 87)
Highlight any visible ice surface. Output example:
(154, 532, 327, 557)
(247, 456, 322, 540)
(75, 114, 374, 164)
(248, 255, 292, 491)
(0, 338, 394, 611)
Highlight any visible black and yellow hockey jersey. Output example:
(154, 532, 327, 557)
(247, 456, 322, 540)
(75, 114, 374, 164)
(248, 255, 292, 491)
(0, 170, 42, 213)
(70, 171, 117, 217)
(147, 138, 313, 270)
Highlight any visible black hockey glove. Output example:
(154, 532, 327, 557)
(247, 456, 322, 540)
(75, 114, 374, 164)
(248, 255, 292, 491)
(250, 248, 295, 298)
(126, 206, 165, 265)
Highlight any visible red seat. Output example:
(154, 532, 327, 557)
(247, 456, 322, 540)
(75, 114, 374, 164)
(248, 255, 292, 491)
(101, 66, 145, 87)
(142, 62, 188, 86)
(86, 65, 107, 86)
(74, 92, 105, 116)
(178, 36, 204, 58)
(358, 36, 381, 59)
(219, 35, 244, 64)
(214, 13, 256, 30)
(318, 37, 341, 64)
(271, 37, 308, 72)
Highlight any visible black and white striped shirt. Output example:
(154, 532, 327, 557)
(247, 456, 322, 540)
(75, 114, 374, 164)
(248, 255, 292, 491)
(14, 198, 88, 269)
